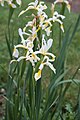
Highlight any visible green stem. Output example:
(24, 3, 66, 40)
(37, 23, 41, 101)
(35, 79, 41, 120)
(28, 64, 35, 120)
(59, 28, 62, 49)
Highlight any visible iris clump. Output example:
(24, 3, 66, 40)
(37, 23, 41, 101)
(11, 0, 68, 81)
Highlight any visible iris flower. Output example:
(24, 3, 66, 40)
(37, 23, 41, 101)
(19, 0, 47, 16)
(0, 0, 21, 8)
(49, 11, 65, 32)
(12, 45, 40, 67)
(34, 34, 56, 81)
(54, 0, 71, 12)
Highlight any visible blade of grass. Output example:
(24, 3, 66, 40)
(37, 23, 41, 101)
(5, 33, 12, 59)
(8, 7, 14, 25)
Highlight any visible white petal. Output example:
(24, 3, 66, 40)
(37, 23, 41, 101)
(17, 56, 26, 62)
(18, 28, 22, 35)
(15, 44, 28, 49)
(60, 24, 64, 32)
(18, 28, 24, 40)
(45, 52, 56, 62)
(10, 3, 16, 8)
(18, 10, 26, 16)
(13, 47, 19, 58)
(18, 6, 34, 16)
(46, 62, 56, 73)
(34, 70, 42, 81)
(29, 0, 38, 7)
(39, 63, 44, 70)
(56, 19, 63, 24)
(47, 39, 53, 50)
(10, 60, 17, 64)
(16, 0, 21, 5)
(67, 4, 70, 12)
(59, 14, 65, 20)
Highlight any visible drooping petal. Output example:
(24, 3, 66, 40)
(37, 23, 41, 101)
(18, 28, 24, 41)
(60, 24, 64, 32)
(10, 59, 17, 64)
(18, 28, 30, 44)
(45, 27, 52, 36)
(35, 70, 42, 81)
(16, 0, 21, 5)
(46, 61, 56, 73)
(10, 3, 16, 8)
(66, 3, 70, 12)
(15, 44, 28, 49)
(45, 52, 56, 62)
(17, 56, 26, 62)
(47, 39, 53, 50)
(19, 6, 35, 16)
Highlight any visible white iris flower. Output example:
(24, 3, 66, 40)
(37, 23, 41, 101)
(0, 0, 21, 8)
(34, 34, 56, 81)
(54, 0, 71, 12)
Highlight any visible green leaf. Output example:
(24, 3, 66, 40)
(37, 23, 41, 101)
(35, 79, 42, 120)
(68, 15, 80, 45)
(8, 7, 15, 25)
(5, 33, 12, 59)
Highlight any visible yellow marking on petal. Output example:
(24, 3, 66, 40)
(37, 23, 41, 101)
(36, 27, 40, 32)
(52, 57, 55, 61)
(45, 22, 48, 27)
(32, 53, 36, 58)
(33, 33, 37, 39)
(13, 47, 16, 52)
(38, 70, 41, 77)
